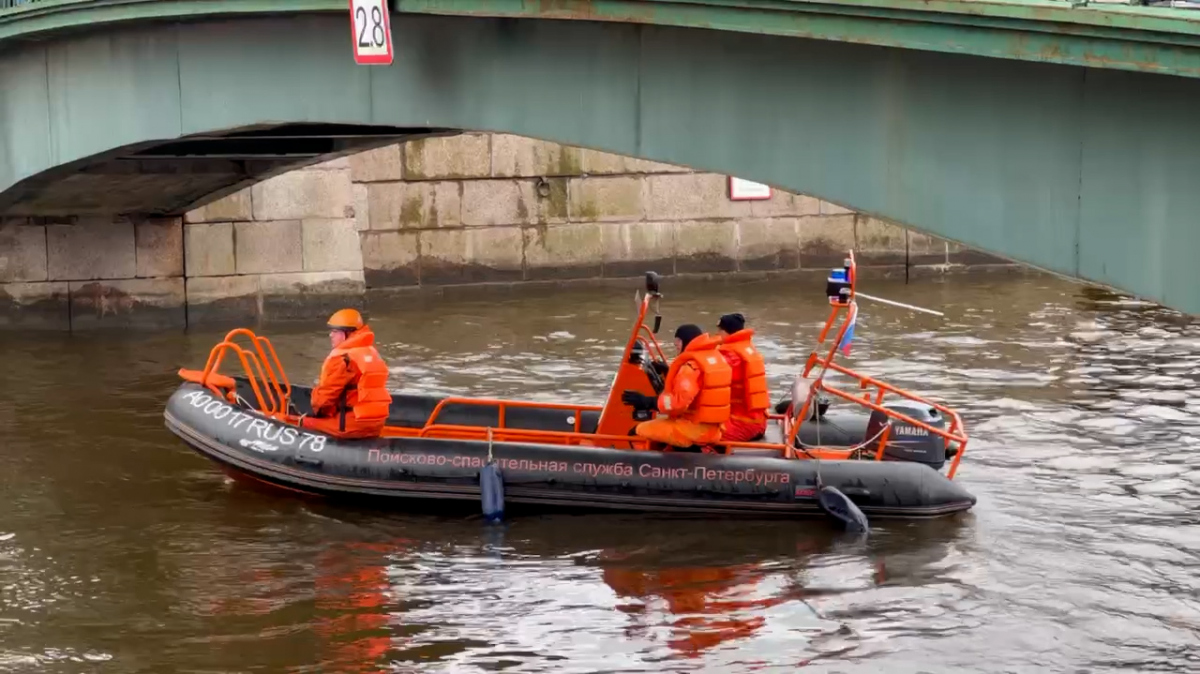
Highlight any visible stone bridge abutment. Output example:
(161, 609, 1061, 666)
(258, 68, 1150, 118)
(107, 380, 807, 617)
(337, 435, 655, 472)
(0, 132, 1008, 330)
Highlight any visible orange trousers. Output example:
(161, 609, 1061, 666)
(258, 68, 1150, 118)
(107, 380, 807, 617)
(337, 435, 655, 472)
(634, 418, 722, 448)
(721, 416, 767, 443)
(301, 415, 386, 440)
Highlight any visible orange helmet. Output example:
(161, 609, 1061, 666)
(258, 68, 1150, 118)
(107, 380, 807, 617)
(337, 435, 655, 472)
(327, 308, 364, 331)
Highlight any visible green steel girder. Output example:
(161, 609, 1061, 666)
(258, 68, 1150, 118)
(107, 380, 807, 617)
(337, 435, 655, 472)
(3, 14, 1200, 315)
(4, 0, 1200, 78)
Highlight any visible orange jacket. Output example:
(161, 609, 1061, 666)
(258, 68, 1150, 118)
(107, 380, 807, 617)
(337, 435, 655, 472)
(717, 329, 770, 423)
(658, 334, 732, 425)
(311, 326, 393, 424)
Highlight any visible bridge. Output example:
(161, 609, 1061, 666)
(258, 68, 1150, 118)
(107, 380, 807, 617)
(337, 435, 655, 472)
(3, 0, 1200, 319)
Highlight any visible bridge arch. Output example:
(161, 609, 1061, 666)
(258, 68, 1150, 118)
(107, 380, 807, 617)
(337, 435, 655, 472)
(2, 12, 1199, 312)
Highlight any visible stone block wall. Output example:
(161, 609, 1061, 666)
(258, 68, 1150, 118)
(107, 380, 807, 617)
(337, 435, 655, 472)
(352, 133, 997, 290)
(0, 215, 184, 329)
(0, 131, 1006, 330)
(0, 160, 368, 329)
(182, 157, 366, 325)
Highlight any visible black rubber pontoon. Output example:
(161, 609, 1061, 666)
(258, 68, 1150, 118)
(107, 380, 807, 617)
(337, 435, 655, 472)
(164, 383, 976, 519)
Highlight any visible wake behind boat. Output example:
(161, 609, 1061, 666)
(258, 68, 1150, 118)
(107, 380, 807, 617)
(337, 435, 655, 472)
(163, 251, 976, 523)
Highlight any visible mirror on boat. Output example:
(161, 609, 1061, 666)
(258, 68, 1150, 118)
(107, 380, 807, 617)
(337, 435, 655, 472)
(629, 341, 665, 394)
(643, 271, 660, 295)
(628, 340, 645, 365)
(644, 271, 663, 333)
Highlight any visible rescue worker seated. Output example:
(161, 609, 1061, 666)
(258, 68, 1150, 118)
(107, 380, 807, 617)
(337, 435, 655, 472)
(620, 324, 733, 451)
(299, 308, 393, 440)
(715, 313, 770, 443)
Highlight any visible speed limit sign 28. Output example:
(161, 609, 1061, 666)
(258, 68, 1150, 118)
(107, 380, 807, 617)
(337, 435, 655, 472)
(349, 0, 394, 65)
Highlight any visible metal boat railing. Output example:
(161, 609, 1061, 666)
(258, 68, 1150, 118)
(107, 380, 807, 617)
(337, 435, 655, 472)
(179, 265, 970, 478)
(416, 396, 605, 436)
(785, 252, 971, 478)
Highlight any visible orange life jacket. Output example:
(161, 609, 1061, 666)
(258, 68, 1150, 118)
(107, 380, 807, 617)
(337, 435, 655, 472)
(662, 334, 732, 425)
(328, 330, 393, 423)
(718, 329, 770, 420)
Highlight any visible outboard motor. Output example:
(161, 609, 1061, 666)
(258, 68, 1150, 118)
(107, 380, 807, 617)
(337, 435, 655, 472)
(864, 402, 949, 470)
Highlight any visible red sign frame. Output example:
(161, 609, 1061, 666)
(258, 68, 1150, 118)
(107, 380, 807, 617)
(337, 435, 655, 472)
(349, 0, 394, 66)
(728, 176, 773, 201)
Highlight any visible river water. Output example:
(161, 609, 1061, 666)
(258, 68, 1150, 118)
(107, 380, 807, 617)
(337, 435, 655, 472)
(1, 272, 1197, 673)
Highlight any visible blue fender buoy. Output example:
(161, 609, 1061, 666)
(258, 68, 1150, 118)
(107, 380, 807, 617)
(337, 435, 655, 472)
(817, 485, 869, 533)
(480, 461, 505, 522)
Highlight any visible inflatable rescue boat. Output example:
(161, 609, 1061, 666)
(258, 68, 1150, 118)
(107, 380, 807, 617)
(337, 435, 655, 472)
(163, 251, 976, 524)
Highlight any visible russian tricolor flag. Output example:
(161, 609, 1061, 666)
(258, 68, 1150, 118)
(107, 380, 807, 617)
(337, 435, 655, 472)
(838, 303, 858, 356)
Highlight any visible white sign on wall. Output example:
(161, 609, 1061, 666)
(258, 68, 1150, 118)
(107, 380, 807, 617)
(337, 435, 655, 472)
(349, 0, 394, 65)
(728, 176, 772, 201)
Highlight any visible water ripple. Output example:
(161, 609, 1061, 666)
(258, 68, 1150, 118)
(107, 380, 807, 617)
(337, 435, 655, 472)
(0, 276, 1198, 672)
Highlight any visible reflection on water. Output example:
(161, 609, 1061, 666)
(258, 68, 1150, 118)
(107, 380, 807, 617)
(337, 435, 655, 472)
(1, 273, 1199, 673)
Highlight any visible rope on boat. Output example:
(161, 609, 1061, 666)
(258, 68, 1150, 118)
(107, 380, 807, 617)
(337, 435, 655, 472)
(803, 420, 892, 456)
(855, 291, 945, 317)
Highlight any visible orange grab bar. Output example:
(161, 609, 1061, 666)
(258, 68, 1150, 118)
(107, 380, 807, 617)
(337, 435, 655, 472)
(636, 325, 667, 362)
(188, 328, 293, 419)
(816, 305, 839, 343)
(231, 329, 286, 410)
(202, 342, 272, 414)
(618, 295, 652, 359)
(815, 365, 970, 448)
(819, 360, 963, 428)
(220, 328, 288, 412)
(236, 345, 278, 414)
(257, 335, 291, 402)
(816, 384, 968, 445)
(615, 293, 666, 370)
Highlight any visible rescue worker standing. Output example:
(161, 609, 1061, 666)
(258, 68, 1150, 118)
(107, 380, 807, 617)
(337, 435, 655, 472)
(621, 324, 732, 450)
(300, 309, 393, 439)
(715, 313, 770, 442)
